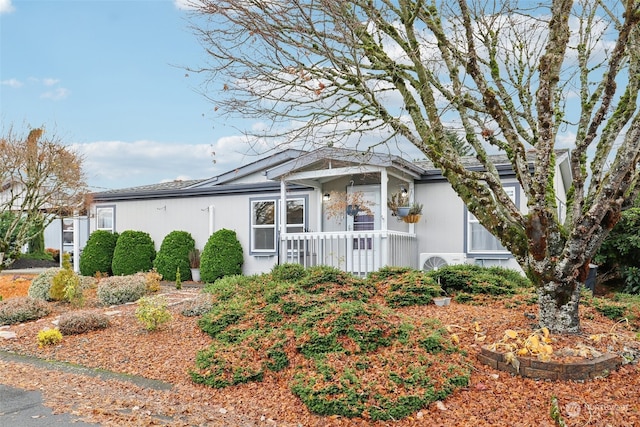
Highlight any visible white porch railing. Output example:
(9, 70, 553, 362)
(280, 231, 418, 276)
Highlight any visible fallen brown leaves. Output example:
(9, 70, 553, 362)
(0, 274, 36, 300)
(1, 278, 639, 426)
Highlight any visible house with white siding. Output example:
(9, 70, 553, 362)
(89, 147, 572, 276)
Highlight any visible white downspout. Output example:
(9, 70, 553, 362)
(208, 205, 215, 236)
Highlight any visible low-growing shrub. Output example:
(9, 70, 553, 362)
(181, 293, 215, 317)
(0, 297, 51, 325)
(97, 275, 147, 306)
(374, 270, 442, 308)
(27, 268, 62, 301)
(37, 328, 63, 347)
(136, 295, 172, 331)
(271, 263, 308, 282)
(58, 310, 110, 335)
(596, 304, 627, 320)
(427, 264, 519, 296)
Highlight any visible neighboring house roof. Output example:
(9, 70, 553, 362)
(188, 149, 306, 188)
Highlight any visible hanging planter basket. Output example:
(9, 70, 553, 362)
(346, 204, 361, 216)
(396, 206, 411, 217)
(403, 214, 421, 223)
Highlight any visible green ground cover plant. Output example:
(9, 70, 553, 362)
(191, 265, 471, 421)
(427, 264, 528, 297)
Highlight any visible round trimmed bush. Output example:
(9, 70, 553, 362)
(200, 229, 243, 283)
(111, 230, 156, 276)
(27, 267, 62, 301)
(154, 230, 195, 281)
(96, 275, 147, 306)
(80, 230, 119, 276)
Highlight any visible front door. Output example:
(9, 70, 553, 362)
(347, 185, 380, 274)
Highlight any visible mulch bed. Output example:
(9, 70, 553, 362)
(1, 278, 639, 426)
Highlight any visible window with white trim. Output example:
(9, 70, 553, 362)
(467, 186, 517, 254)
(250, 197, 307, 255)
(96, 206, 115, 232)
(251, 199, 277, 253)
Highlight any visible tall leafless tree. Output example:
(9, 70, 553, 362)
(188, 0, 640, 333)
(0, 125, 88, 264)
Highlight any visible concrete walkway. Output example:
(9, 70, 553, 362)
(0, 384, 99, 426)
(0, 351, 174, 427)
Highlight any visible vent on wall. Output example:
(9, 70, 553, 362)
(419, 253, 467, 271)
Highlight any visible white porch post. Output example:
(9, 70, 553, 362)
(316, 188, 323, 232)
(408, 181, 416, 234)
(73, 211, 80, 273)
(280, 179, 287, 262)
(380, 170, 388, 268)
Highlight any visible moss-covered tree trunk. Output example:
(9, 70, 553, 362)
(537, 278, 582, 334)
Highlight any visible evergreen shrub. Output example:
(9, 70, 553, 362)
(111, 230, 156, 276)
(80, 230, 119, 276)
(200, 229, 243, 283)
(154, 230, 195, 281)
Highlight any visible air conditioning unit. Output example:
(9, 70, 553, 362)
(419, 253, 467, 271)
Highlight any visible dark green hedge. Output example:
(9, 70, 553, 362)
(154, 230, 195, 281)
(200, 229, 243, 283)
(79, 230, 119, 276)
(111, 230, 156, 276)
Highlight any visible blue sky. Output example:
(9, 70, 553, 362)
(1, 0, 256, 190)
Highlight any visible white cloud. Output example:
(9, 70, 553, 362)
(173, 0, 200, 10)
(42, 78, 60, 86)
(1, 78, 22, 88)
(0, 0, 15, 14)
(40, 87, 70, 100)
(71, 139, 224, 190)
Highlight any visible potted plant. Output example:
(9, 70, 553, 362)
(188, 248, 201, 282)
(325, 190, 374, 222)
(433, 295, 452, 306)
(403, 203, 423, 223)
(387, 191, 410, 218)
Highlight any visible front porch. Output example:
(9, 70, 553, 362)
(280, 230, 418, 276)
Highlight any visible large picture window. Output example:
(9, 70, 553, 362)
(96, 206, 115, 232)
(250, 197, 306, 254)
(467, 186, 517, 254)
